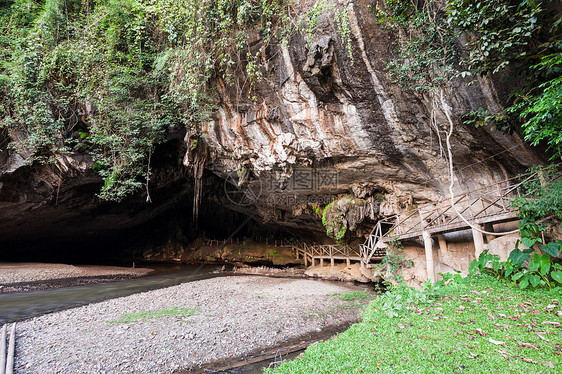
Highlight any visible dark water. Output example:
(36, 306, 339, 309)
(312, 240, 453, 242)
(226, 350, 304, 374)
(0, 264, 221, 324)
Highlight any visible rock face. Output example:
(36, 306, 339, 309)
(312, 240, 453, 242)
(199, 0, 543, 236)
(0, 0, 545, 259)
(0, 131, 195, 260)
(487, 234, 522, 262)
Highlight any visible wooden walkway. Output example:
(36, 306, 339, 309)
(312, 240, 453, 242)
(206, 170, 548, 274)
(360, 173, 536, 266)
(292, 242, 362, 267)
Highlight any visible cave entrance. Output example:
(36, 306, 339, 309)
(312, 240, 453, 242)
(0, 190, 302, 267)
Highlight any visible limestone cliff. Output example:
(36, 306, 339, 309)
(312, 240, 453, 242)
(0, 0, 545, 254)
(194, 0, 543, 236)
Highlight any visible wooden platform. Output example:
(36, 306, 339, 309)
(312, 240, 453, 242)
(290, 171, 550, 272)
(387, 211, 520, 241)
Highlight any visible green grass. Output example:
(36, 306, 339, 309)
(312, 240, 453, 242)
(108, 307, 198, 323)
(266, 275, 562, 373)
(337, 290, 372, 302)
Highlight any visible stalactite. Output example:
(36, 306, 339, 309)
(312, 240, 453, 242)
(192, 149, 207, 230)
(183, 130, 207, 230)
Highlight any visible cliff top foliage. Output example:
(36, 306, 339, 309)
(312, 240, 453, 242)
(0, 0, 561, 203)
(374, 0, 562, 160)
(0, 0, 355, 201)
(0, 0, 297, 200)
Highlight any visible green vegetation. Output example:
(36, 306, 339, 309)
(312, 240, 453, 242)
(0, 0, 353, 201)
(0, 0, 297, 200)
(374, 0, 562, 160)
(336, 290, 371, 302)
(322, 201, 347, 241)
(514, 165, 562, 237)
(374, 237, 410, 284)
(0, 0, 358, 201)
(266, 275, 562, 373)
(108, 307, 198, 323)
(322, 196, 368, 241)
(266, 249, 278, 257)
(471, 248, 562, 289)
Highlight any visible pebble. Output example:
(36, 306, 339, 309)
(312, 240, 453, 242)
(13, 276, 363, 373)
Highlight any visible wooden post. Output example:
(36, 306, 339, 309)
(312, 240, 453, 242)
(437, 235, 448, 258)
(1, 324, 6, 374)
(422, 231, 435, 283)
(304, 254, 308, 267)
(6, 324, 14, 374)
(483, 223, 495, 243)
(311, 257, 316, 267)
(346, 258, 351, 266)
(320, 258, 324, 267)
(497, 184, 506, 211)
(472, 225, 486, 259)
(479, 197, 486, 217)
(330, 257, 335, 268)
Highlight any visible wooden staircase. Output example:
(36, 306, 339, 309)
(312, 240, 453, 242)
(359, 172, 543, 268)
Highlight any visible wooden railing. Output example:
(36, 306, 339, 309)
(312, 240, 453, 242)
(360, 170, 555, 265)
(206, 170, 557, 269)
(384, 172, 538, 240)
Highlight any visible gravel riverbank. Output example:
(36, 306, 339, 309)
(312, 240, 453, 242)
(13, 276, 369, 373)
(0, 263, 153, 293)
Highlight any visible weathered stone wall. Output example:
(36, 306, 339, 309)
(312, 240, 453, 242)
(197, 0, 544, 236)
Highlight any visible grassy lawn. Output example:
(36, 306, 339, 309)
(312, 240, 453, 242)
(266, 275, 562, 373)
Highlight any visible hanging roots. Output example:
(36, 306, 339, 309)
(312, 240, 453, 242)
(192, 151, 206, 229)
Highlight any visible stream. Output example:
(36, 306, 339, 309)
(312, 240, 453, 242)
(0, 264, 222, 325)
(0, 263, 364, 373)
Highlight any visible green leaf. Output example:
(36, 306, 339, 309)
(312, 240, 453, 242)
(541, 241, 561, 257)
(534, 253, 551, 275)
(512, 272, 524, 281)
(519, 276, 530, 289)
(529, 274, 541, 287)
(505, 263, 514, 277)
(551, 271, 562, 284)
(468, 259, 478, 275)
(508, 249, 531, 266)
(477, 250, 490, 270)
(522, 237, 538, 248)
(492, 258, 501, 272)
(528, 260, 539, 272)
